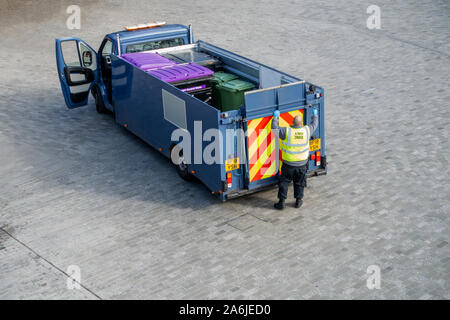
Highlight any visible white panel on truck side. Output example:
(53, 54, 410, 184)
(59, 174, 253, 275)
(162, 89, 187, 130)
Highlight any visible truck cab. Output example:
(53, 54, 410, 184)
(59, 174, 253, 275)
(56, 23, 191, 113)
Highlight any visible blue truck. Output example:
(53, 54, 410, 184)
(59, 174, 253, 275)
(55, 22, 326, 201)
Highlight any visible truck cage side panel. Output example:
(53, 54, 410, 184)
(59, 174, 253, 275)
(111, 55, 223, 194)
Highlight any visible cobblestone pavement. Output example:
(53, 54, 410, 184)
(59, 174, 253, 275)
(0, 0, 449, 299)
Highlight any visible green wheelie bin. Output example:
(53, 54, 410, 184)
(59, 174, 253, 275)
(214, 79, 255, 112)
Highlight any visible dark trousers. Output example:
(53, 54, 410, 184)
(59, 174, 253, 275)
(278, 163, 308, 200)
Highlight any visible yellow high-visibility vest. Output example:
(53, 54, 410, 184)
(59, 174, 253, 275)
(281, 126, 311, 162)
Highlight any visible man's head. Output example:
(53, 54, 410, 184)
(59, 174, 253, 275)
(293, 115, 302, 127)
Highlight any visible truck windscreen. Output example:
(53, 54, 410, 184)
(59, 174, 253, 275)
(126, 37, 185, 53)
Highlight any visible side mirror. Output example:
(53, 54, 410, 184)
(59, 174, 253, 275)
(64, 66, 95, 86)
(82, 51, 92, 66)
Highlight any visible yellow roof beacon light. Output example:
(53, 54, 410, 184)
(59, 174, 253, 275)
(125, 22, 166, 31)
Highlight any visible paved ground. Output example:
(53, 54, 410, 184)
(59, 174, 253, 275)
(0, 0, 449, 299)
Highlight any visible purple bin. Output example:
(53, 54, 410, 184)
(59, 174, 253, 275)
(121, 52, 176, 69)
(146, 63, 214, 83)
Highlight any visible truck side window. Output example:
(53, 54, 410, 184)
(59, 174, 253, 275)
(61, 40, 81, 67)
(101, 39, 113, 56)
(126, 37, 185, 53)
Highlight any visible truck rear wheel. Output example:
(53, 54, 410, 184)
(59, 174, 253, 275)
(171, 145, 194, 181)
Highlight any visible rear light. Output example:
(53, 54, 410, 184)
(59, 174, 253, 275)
(316, 151, 321, 166)
(310, 154, 316, 161)
(226, 172, 232, 188)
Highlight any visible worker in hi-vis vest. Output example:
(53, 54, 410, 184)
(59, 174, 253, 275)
(271, 108, 319, 210)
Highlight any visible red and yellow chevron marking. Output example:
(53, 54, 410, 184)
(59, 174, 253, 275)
(247, 109, 303, 182)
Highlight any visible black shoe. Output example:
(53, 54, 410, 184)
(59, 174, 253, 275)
(274, 200, 285, 210)
(295, 199, 303, 208)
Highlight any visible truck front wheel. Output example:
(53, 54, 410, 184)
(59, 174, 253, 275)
(94, 86, 108, 114)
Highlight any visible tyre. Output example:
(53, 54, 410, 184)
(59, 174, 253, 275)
(94, 86, 108, 114)
(171, 145, 194, 181)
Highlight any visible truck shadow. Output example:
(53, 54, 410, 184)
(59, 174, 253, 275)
(6, 87, 221, 212)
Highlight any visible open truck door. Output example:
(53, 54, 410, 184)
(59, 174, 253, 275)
(243, 81, 309, 188)
(55, 38, 98, 109)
